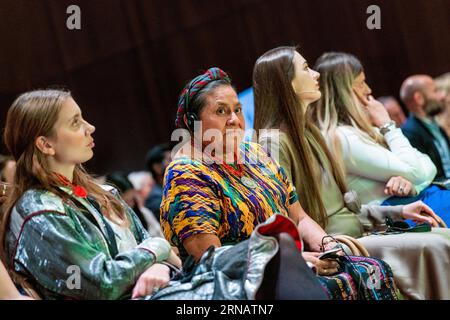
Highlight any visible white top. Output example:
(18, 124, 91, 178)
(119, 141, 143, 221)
(334, 125, 437, 205)
(106, 218, 138, 253)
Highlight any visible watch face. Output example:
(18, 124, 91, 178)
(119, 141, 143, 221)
(380, 122, 395, 135)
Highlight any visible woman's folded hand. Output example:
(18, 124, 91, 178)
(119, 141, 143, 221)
(302, 251, 339, 276)
(384, 176, 416, 197)
(131, 263, 170, 299)
(401, 201, 441, 227)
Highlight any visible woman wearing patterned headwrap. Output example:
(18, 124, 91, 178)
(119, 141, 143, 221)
(160, 67, 399, 300)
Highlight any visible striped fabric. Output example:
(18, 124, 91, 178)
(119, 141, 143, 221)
(175, 67, 231, 128)
(318, 255, 399, 300)
(160, 142, 298, 260)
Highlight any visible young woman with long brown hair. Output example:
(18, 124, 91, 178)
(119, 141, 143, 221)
(1, 89, 181, 300)
(254, 46, 450, 299)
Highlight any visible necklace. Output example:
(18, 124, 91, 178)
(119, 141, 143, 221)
(212, 153, 257, 189)
(222, 162, 245, 177)
(54, 172, 88, 198)
(240, 176, 258, 189)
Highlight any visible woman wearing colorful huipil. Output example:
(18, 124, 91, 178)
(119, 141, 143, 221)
(1, 90, 181, 300)
(160, 67, 399, 300)
(254, 46, 450, 300)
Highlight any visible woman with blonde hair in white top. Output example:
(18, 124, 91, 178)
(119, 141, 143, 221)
(311, 52, 450, 227)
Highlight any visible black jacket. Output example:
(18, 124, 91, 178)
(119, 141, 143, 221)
(401, 114, 450, 180)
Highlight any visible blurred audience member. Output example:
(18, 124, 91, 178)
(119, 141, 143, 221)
(400, 74, 450, 180)
(106, 172, 136, 206)
(0, 183, 7, 207)
(0, 155, 16, 184)
(128, 171, 163, 237)
(435, 73, 450, 138)
(128, 171, 154, 206)
(106, 172, 163, 237)
(378, 96, 406, 127)
(0, 155, 15, 217)
(145, 143, 172, 221)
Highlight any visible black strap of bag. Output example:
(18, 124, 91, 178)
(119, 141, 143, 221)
(256, 232, 328, 300)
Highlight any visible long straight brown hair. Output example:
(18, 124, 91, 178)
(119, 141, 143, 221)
(1, 89, 128, 261)
(253, 46, 348, 228)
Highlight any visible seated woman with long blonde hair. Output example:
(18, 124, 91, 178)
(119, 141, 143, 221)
(311, 52, 450, 227)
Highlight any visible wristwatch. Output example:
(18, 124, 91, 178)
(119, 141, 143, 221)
(379, 120, 396, 135)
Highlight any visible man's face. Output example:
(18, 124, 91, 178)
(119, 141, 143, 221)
(421, 78, 446, 117)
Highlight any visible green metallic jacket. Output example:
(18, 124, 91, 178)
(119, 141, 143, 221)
(5, 186, 171, 300)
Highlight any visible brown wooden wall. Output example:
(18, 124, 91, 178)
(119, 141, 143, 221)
(1, 0, 449, 174)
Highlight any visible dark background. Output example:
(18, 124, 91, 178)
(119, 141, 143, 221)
(1, 0, 449, 174)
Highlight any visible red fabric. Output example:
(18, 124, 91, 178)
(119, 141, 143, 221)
(256, 214, 302, 251)
(54, 173, 88, 198)
(72, 185, 88, 198)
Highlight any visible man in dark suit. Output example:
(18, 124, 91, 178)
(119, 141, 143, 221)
(400, 74, 449, 180)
